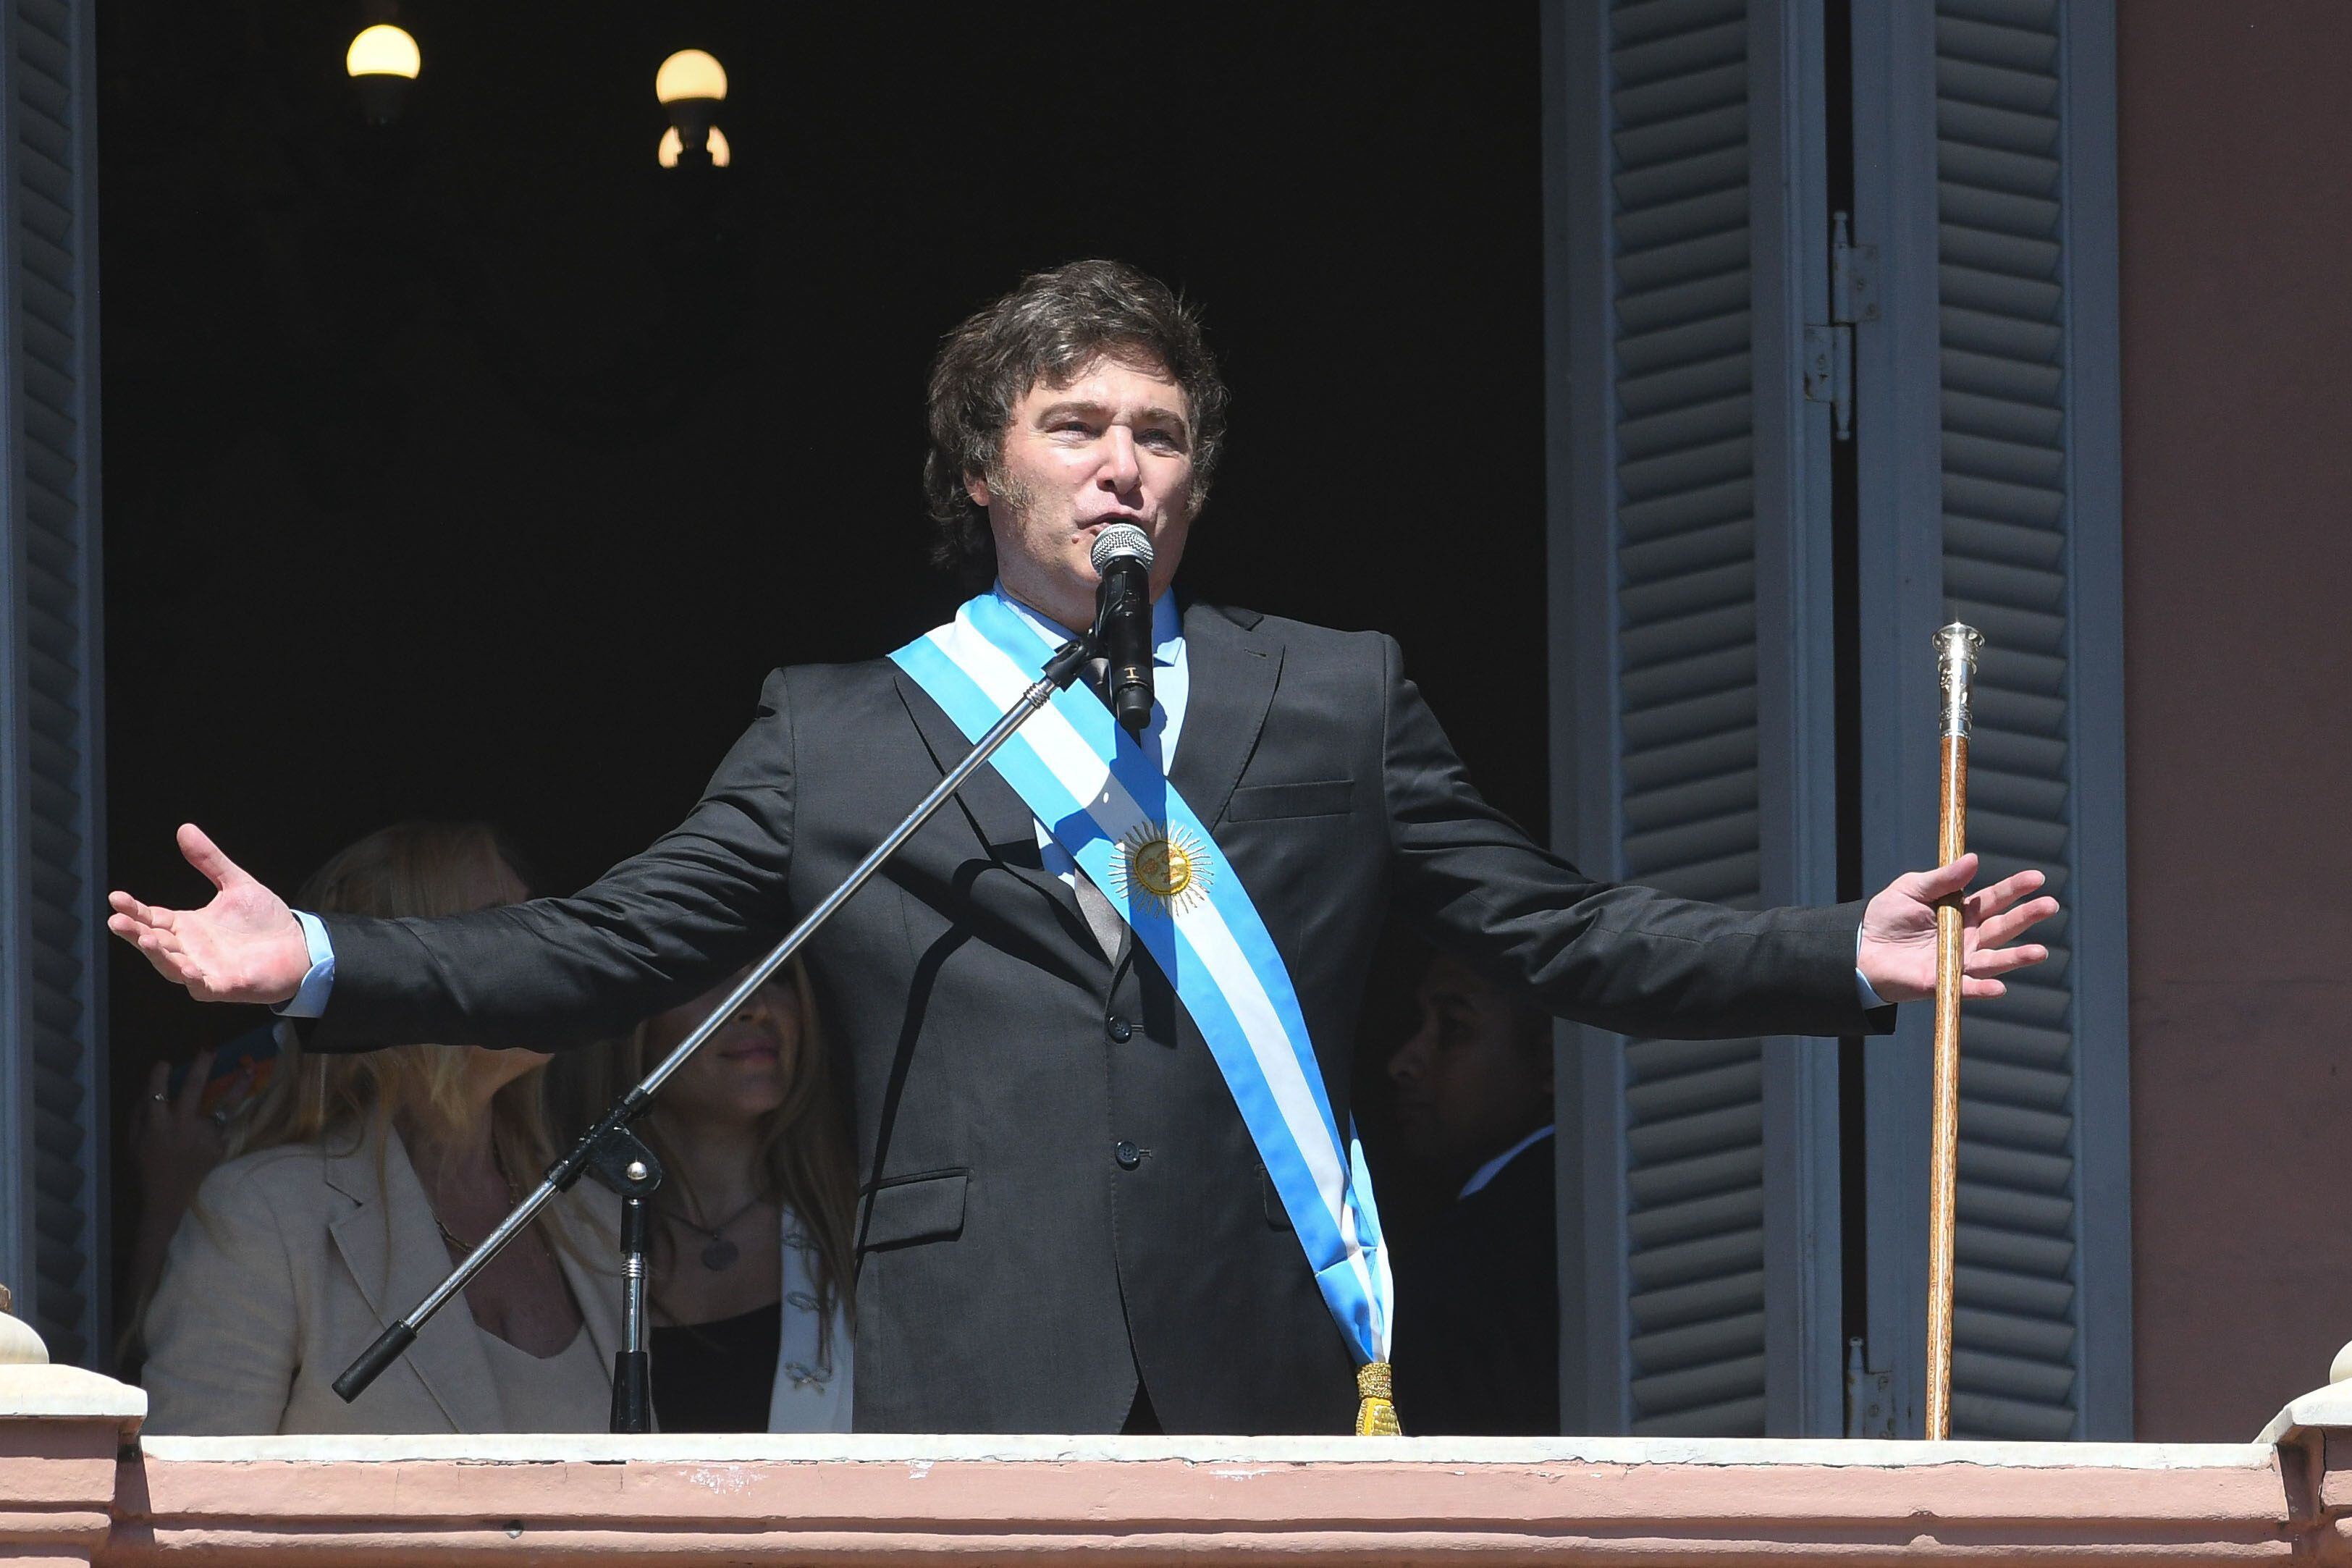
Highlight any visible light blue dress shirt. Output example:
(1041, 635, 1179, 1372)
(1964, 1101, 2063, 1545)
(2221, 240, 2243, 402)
(277, 583, 1881, 1016)
(277, 909, 336, 1019)
(995, 582, 1187, 893)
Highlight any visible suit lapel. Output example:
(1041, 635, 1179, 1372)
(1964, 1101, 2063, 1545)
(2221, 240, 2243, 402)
(887, 599, 1282, 968)
(890, 667, 1099, 956)
(326, 1122, 502, 1434)
(1171, 599, 1281, 829)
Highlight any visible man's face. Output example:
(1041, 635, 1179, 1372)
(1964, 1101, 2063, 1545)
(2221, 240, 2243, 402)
(966, 353, 1196, 629)
(1386, 955, 1555, 1189)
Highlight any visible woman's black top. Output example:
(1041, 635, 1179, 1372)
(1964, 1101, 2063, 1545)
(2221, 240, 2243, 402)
(650, 1299, 781, 1433)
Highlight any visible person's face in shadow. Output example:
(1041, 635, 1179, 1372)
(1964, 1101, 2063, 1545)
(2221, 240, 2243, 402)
(641, 969, 800, 1134)
(1386, 955, 1554, 1192)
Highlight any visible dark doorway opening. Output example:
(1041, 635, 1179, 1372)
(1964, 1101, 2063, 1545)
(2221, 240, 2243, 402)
(97, 4, 1548, 1337)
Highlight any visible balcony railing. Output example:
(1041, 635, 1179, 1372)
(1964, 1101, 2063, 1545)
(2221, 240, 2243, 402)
(11, 1358, 2352, 1566)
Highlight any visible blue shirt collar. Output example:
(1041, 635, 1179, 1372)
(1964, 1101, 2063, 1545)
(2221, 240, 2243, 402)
(1458, 1124, 1556, 1202)
(992, 581, 1181, 666)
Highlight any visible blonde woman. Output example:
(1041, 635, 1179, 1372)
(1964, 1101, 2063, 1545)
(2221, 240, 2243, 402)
(141, 822, 623, 1436)
(578, 959, 857, 1431)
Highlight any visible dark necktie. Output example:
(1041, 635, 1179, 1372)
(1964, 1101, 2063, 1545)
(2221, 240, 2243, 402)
(1070, 656, 1127, 961)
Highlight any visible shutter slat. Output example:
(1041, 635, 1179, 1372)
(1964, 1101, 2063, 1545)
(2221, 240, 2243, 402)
(1957, 1264, 2075, 1318)
(1617, 103, 1748, 170)
(1627, 1184, 1766, 1248)
(1936, 13, 2059, 71)
(1621, 557, 1757, 626)
(1942, 0, 2060, 30)
(1626, 1267, 1767, 1335)
(1632, 1391, 1769, 1437)
(1637, 1363, 1769, 1420)
(1959, 1055, 2072, 1111)
(1614, 143, 1751, 213)
(1943, 345, 2062, 405)
(1619, 342, 1753, 413)
(1936, 56, 2058, 116)
(1619, 636, 1758, 707)
(1630, 1309, 1769, 1373)
(1626, 1058, 1765, 1120)
(1953, 1392, 2076, 1442)
(1615, 0, 1748, 47)
(1625, 1143, 1765, 1210)
(1622, 475, 1753, 541)
(1952, 1346, 2077, 1404)
(1957, 1219, 2075, 1273)
(1938, 98, 2058, 157)
(1622, 765, 1761, 833)
(1628, 1225, 1766, 1293)
(1619, 387, 1753, 461)
(1625, 1100, 1763, 1165)
(1623, 724, 1758, 792)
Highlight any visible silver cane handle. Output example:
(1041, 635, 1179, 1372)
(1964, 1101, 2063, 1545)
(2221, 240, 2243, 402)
(1934, 623, 1984, 740)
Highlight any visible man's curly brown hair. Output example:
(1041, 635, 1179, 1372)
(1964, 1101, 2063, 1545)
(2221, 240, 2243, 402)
(924, 259, 1228, 589)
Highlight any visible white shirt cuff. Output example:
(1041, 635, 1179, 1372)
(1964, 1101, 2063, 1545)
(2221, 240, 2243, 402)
(1855, 922, 1887, 1011)
(271, 909, 337, 1019)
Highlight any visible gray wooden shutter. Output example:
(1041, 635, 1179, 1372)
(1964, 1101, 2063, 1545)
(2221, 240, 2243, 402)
(1851, 0, 2128, 1441)
(1543, 0, 1841, 1437)
(0, 0, 106, 1366)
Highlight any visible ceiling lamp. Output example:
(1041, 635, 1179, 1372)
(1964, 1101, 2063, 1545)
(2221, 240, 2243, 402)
(658, 125, 733, 170)
(345, 23, 420, 125)
(655, 49, 728, 169)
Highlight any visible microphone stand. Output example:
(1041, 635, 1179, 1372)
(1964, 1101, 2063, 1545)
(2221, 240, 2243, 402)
(334, 630, 1100, 1430)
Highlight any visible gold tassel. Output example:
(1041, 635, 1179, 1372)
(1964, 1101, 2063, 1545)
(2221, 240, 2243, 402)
(1354, 1360, 1403, 1436)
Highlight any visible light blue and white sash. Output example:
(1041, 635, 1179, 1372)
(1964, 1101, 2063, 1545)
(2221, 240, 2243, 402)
(891, 594, 1395, 1381)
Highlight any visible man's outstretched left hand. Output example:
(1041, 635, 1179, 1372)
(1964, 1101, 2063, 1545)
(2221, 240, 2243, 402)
(1856, 853, 2059, 1006)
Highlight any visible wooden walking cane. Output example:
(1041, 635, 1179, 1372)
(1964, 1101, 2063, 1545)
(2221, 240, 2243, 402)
(1925, 623, 1984, 1440)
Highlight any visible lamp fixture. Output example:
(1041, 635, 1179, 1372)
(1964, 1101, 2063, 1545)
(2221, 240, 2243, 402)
(654, 49, 727, 106)
(345, 23, 420, 125)
(655, 49, 729, 170)
(657, 125, 733, 169)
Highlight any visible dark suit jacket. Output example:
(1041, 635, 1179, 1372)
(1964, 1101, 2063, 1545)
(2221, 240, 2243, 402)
(305, 598, 1889, 1433)
(1390, 1132, 1559, 1436)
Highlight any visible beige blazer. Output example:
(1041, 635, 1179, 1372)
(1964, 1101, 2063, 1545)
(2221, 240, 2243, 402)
(143, 1119, 625, 1436)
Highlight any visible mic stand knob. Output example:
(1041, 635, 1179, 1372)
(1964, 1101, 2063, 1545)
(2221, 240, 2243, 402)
(582, 1123, 665, 1435)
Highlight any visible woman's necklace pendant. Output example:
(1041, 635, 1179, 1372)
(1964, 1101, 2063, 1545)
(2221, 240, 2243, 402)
(700, 1236, 740, 1271)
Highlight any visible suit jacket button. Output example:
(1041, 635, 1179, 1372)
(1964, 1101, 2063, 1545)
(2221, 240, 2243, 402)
(1105, 1015, 1134, 1042)
(1114, 1140, 1142, 1170)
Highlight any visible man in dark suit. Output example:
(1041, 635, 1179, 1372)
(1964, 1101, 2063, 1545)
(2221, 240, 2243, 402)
(1386, 953, 1561, 1436)
(111, 259, 2058, 1436)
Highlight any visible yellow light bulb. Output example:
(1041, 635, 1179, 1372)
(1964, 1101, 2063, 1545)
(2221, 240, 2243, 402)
(657, 126, 732, 169)
(655, 49, 726, 105)
(345, 24, 421, 80)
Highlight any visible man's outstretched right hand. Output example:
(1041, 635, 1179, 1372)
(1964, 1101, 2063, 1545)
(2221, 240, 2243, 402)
(107, 825, 310, 1006)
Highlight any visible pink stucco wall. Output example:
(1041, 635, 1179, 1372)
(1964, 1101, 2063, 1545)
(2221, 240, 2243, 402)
(0, 1412, 2326, 1567)
(2118, 1, 2352, 1441)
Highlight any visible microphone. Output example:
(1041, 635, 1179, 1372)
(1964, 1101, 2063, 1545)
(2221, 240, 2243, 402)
(1090, 523, 1156, 737)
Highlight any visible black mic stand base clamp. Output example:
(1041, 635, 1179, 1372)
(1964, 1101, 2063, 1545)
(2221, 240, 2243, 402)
(334, 633, 1100, 1430)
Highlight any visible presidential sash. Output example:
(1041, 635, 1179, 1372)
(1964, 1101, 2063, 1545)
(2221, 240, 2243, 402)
(892, 593, 1399, 1433)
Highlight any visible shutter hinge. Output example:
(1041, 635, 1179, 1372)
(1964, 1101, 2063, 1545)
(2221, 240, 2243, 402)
(1832, 210, 1879, 325)
(1803, 324, 1852, 441)
(1844, 1336, 1897, 1438)
(1806, 212, 1876, 443)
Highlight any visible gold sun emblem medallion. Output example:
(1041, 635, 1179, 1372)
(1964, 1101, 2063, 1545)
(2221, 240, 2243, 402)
(1110, 822, 1215, 915)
